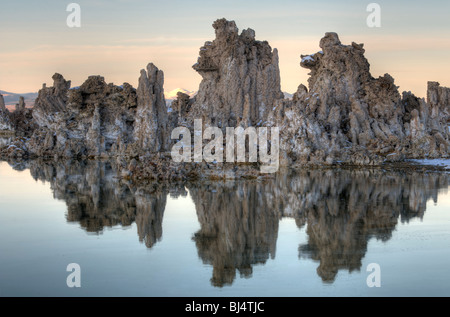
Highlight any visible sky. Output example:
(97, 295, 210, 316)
(0, 0, 449, 98)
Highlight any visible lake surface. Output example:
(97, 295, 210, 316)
(0, 159, 450, 297)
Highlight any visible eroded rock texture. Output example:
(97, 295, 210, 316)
(27, 74, 138, 158)
(0, 93, 36, 138)
(133, 63, 170, 154)
(405, 82, 450, 157)
(0, 94, 5, 111)
(1, 19, 449, 176)
(186, 18, 284, 129)
(12, 63, 171, 160)
(267, 33, 449, 165)
(32, 73, 71, 128)
(0, 94, 14, 132)
(16, 96, 26, 112)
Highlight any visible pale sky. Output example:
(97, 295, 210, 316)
(1, 0, 449, 98)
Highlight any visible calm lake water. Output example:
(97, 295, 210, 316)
(0, 159, 449, 297)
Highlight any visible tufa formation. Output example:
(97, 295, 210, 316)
(1, 19, 449, 178)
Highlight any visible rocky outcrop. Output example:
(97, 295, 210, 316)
(168, 91, 193, 128)
(19, 63, 171, 159)
(15, 96, 26, 112)
(187, 18, 283, 129)
(0, 94, 14, 133)
(1, 19, 449, 176)
(133, 63, 170, 154)
(32, 73, 71, 128)
(428, 82, 450, 123)
(0, 94, 5, 111)
(7, 96, 35, 137)
(1, 93, 34, 136)
(267, 32, 449, 166)
(27, 74, 138, 158)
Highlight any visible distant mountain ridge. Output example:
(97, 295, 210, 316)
(0, 90, 38, 108)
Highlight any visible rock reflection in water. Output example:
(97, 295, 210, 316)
(6, 159, 450, 287)
(188, 168, 449, 286)
(25, 159, 187, 248)
(292, 169, 449, 283)
(189, 181, 281, 287)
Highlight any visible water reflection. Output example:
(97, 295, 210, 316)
(6, 159, 450, 287)
(189, 181, 281, 287)
(293, 169, 444, 282)
(25, 159, 186, 248)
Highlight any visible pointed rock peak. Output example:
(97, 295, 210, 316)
(135, 62, 168, 153)
(140, 63, 164, 87)
(79, 75, 106, 94)
(240, 28, 256, 43)
(52, 73, 70, 86)
(146, 62, 158, 72)
(17, 96, 25, 111)
(51, 73, 71, 95)
(189, 18, 283, 128)
(213, 18, 239, 41)
(0, 94, 5, 111)
(319, 32, 341, 50)
(351, 42, 365, 51)
(52, 73, 65, 82)
(146, 62, 159, 79)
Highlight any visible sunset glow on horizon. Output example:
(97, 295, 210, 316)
(1, 0, 449, 98)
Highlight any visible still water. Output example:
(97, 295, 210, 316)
(0, 159, 449, 297)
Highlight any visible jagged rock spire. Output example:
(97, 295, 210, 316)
(0, 94, 5, 111)
(269, 31, 449, 166)
(0, 93, 15, 132)
(189, 18, 284, 128)
(134, 63, 169, 153)
(15, 96, 25, 112)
